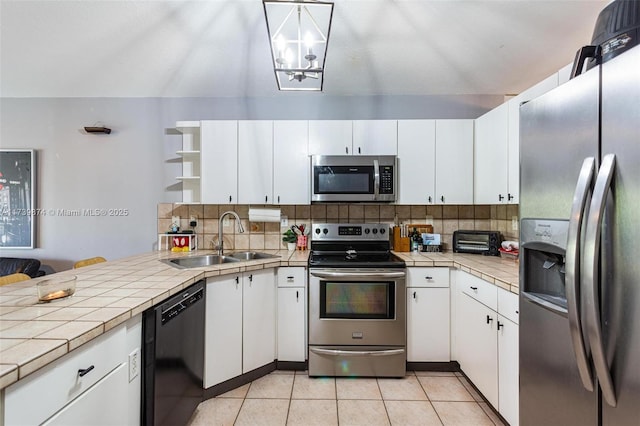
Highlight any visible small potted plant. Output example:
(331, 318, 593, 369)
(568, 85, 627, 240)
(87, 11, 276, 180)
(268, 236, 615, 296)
(282, 228, 297, 251)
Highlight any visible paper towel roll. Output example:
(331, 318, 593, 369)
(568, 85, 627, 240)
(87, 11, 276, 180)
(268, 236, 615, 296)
(248, 208, 281, 222)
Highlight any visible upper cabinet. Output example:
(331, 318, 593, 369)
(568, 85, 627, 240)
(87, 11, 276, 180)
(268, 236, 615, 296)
(238, 121, 274, 204)
(273, 121, 310, 204)
(308, 120, 397, 155)
(200, 120, 238, 204)
(474, 103, 509, 204)
(352, 120, 397, 155)
(397, 119, 473, 205)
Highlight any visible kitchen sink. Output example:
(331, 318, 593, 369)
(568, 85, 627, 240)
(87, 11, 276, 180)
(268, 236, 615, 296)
(227, 251, 280, 261)
(165, 255, 241, 269)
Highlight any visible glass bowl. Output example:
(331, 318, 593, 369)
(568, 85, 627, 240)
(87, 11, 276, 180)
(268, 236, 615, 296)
(37, 275, 77, 302)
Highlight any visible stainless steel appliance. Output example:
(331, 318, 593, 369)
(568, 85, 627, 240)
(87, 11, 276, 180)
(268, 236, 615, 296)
(142, 280, 205, 426)
(308, 223, 406, 377)
(311, 155, 397, 202)
(452, 230, 501, 256)
(519, 41, 640, 426)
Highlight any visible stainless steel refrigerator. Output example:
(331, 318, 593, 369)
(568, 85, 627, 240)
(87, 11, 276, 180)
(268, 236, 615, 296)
(518, 43, 640, 425)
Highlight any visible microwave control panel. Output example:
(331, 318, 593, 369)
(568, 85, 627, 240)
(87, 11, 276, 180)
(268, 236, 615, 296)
(380, 166, 394, 194)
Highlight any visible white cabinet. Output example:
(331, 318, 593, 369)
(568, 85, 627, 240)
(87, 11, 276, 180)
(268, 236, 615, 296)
(474, 103, 509, 204)
(238, 120, 274, 204)
(352, 120, 397, 155)
(4, 319, 139, 426)
(406, 266, 451, 362)
(204, 274, 243, 388)
(273, 121, 310, 204)
(435, 120, 474, 204)
(201, 120, 238, 204)
(308, 120, 353, 155)
(277, 267, 307, 362)
(176, 121, 202, 203)
(454, 271, 520, 423)
(243, 269, 277, 373)
(397, 120, 473, 205)
(205, 270, 276, 386)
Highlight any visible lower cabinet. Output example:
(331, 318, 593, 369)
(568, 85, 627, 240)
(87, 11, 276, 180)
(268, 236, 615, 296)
(3, 316, 141, 426)
(455, 270, 519, 425)
(205, 269, 276, 388)
(406, 267, 451, 362)
(277, 267, 307, 362)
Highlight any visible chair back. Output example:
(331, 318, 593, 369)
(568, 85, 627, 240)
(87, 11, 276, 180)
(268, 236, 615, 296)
(73, 256, 107, 269)
(0, 273, 31, 286)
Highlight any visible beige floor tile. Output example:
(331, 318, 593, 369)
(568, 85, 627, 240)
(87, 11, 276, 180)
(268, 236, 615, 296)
(338, 400, 390, 426)
(384, 400, 443, 426)
(457, 376, 484, 402)
(415, 371, 457, 377)
(187, 398, 242, 426)
(234, 399, 289, 426)
(246, 373, 294, 399)
(292, 374, 336, 399)
(287, 399, 338, 426)
(478, 402, 506, 426)
(431, 402, 494, 426)
(377, 376, 428, 401)
(218, 383, 250, 399)
(418, 376, 475, 401)
(336, 377, 382, 400)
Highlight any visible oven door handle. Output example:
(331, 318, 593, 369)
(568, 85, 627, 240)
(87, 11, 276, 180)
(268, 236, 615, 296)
(309, 270, 406, 279)
(309, 347, 405, 357)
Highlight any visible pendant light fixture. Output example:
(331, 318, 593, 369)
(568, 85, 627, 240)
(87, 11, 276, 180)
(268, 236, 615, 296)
(263, 0, 334, 91)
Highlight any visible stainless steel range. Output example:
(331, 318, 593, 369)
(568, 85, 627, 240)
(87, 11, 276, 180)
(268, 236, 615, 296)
(308, 223, 406, 377)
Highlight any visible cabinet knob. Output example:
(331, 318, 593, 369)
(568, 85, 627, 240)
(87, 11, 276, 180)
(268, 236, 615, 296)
(428, 196, 432, 203)
(413, 291, 417, 299)
(440, 195, 445, 203)
(345, 146, 349, 154)
(229, 195, 232, 203)
(277, 195, 280, 204)
(78, 365, 95, 377)
(265, 195, 268, 203)
(249, 274, 253, 283)
(296, 291, 299, 301)
(498, 194, 504, 201)
(486, 315, 493, 324)
(497, 321, 504, 330)
(508, 193, 514, 201)
(358, 147, 361, 154)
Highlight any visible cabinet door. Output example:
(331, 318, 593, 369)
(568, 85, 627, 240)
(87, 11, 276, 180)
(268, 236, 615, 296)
(397, 120, 436, 204)
(243, 270, 276, 373)
(205, 275, 242, 388)
(435, 120, 474, 204)
(353, 120, 398, 155)
(498, 315, 519, 426)
(474, 103, 509, 204)
(308, 120, 353, 155)
(407, 287, 450, 362)
(201, 120, 238, 204)
(273, 121, 310, 204)
(457, 293, 498, 407)
(238, 121, 273, 204)
(277, 287, 306, 362)
(43, 364, 129, 426)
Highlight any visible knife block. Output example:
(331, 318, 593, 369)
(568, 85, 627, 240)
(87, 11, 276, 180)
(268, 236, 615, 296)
(392, 227, 411, 252)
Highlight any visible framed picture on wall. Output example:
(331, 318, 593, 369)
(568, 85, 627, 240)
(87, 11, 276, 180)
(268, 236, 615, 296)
(0, 149, 36, 249)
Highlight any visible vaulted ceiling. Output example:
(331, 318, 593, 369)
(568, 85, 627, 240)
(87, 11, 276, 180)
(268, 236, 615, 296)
(0, 0, 608, 98)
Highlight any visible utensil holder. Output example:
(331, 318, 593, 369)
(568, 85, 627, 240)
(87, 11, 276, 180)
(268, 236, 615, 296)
(296, 235, 308, 250)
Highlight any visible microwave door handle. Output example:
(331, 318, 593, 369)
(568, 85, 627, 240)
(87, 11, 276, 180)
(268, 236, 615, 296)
(373, 159, 380, 200)
(584, 154, 617, 407)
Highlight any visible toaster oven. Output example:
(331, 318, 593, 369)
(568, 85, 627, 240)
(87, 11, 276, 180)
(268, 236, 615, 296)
(453, 230, 502, 256)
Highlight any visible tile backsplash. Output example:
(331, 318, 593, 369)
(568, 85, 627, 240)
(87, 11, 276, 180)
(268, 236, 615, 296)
(157, 203, 519, 251)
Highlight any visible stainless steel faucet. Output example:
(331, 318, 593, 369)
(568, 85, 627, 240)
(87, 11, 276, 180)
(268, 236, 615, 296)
(217, 211, 245, 255)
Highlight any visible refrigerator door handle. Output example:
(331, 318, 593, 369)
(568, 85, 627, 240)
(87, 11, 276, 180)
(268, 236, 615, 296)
(566, 156, 596, 391)
(584, 153, 617, 407)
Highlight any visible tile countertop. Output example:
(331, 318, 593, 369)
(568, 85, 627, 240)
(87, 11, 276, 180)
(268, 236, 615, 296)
(0, 249, 518, 391)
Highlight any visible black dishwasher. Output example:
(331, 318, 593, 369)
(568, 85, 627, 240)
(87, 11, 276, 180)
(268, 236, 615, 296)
(142, 280, 205, 426)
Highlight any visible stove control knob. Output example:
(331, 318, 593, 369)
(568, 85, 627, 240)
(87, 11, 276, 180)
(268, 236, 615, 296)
(380, 228, 386, 235)
(364, 228, 370, 234)
(323, 228, 328, 235)
(315, 228, 321, 235)
(372, 228, 378, 234)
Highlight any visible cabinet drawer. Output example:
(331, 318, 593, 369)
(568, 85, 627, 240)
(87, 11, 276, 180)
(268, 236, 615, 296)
(498, 288, 519, 324)
(459, 272, 498, 311)
(407, 267, 450, 288)
(277, 267, 307, 288)
(5, 325, 126, 426)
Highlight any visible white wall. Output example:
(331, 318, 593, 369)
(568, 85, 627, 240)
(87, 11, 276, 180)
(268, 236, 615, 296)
(1, 94, 503, 271)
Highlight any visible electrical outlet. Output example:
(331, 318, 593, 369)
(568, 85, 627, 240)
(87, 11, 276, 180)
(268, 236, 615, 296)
(512, 216, 519, 231)
(171, 215, 180, 226)
(129, 348, 140, 382)
(281, 215, 288, 228)
(189, 215, 197, 227)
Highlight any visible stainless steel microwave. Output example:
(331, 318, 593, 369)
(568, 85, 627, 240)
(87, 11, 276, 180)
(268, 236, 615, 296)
(311, 155, 397, 202)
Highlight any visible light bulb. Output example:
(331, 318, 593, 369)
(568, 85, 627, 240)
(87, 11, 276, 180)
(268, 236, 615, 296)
(276, 35, 286, 58)
(304, 32, 314, 55)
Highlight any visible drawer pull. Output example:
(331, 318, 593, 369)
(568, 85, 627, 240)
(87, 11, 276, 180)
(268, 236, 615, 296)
(78, 365, 95, 377)
(287, 276, 295, 280)
(425, 276, 433, 280)
(470, 286, 478, 291)
(296, 291, 299, 301)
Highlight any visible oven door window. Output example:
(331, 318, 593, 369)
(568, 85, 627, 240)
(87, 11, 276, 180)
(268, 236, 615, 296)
(314, 166, 374, 194)
(320, 281, 395, 320)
